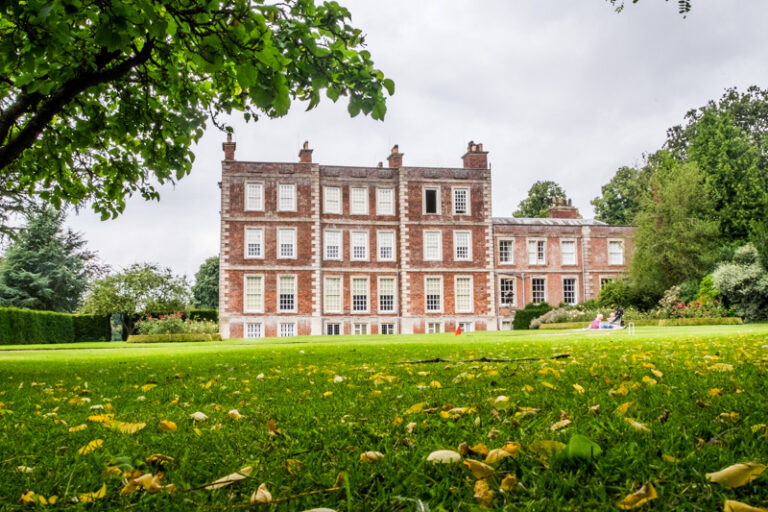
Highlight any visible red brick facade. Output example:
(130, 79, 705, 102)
(219, 140, 634, 338)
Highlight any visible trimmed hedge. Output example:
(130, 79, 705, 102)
(539, 320, 660, 330)
(0, 307, 110, 344)
(513, 302, 553, 330)
(658, 317, 743, 327)
(126, 333, 222, 343)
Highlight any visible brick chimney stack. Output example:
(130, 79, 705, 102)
(548, 197, 579, 219)
(387, 145, 403, 168)
(298, 140, 313, 163)
(461, 141, 488, 169)
(222, 132, 236, 160)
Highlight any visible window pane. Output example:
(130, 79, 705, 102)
(424, 231, 441, 260)
(325, 231, 340, 260)
(245, 276, 263, 312)
(278, 184, 295, 211)
(324, 277, 341, 312)
(500, 278, 515, 306)
(453, 188, 468, 214)
(455, 231, 470, 260)
(246, 229, 262, 257)
(609, 241, 624, 264)
(279, 276, 295, 311)
(561, 240, 576, 265)
(499, 240, 513, 263)
(377, 188, 394, 215)
(378, 231, 394, 260)
(455, 277, 471, 312)
(352, 278, 368, 311)
(563, 278, 576, 305)
(279, 323, 295, 337)
(245, 323, 262, 338)
(278, 229, 295, 258)
(351, 231, 368, 260)
(379, 277, 395, 312)
(532, 278, 545, 304)
(324, 186, 341, 214)
(246, 183, 263, 210)
(425, 277, 441, 311)
(350, 187, 368, 215)
(425, 188, 438, 214)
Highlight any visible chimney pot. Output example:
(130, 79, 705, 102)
(461, 140, 488, 169)
(377, 162, 383, 168)
(387, 145, 403, 168)
(548, 197, 579, 219)
(222, 132, 236, 160)
(298, 140, 313, 163)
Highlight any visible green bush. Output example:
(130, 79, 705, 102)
(658, 317, 743, 327)
(72, 315, 111, 342)
(513, 302, 552, 330)
(186, 309, 218, 322)
(136, 311, 218, 335)
(0, 307, 74, 344)
(126, 333, 222, 343)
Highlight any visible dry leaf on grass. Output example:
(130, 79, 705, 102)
(267, 419, 282, 436)
(205, 466, 253, 490)
(77, 439, 103, 455)
(463, 459, 494, 479)
(79, 483, 107, 503)
(724, 500, 768, 512)
(427, 450, 462, 464)
(550, 419, 571, 431)
(707, 463, 766, 489)
(360, 451, 385, 463)
(500, 473, 517, 491)
(145, 454, 174, 466)
(120, 473, 166, 495)
(617, 482, 657, 510)
(474, 479, 494, 507)
(527, 440, 566, 461)
(251, 483, 272, 504)
(110, 420, 146, 434)
(227, 409, 243, 420)
(158, 420, 177, 432)
(624, 418, 650, 432)
(190, 411, 208, 422)
(485, 448, 513, 464)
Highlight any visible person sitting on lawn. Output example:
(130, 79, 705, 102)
(610, 307, 624, 327)
(590, 314, 603, 329)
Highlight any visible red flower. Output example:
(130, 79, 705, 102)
(713, 299, 718, 304)
(695, 302, 700, 308)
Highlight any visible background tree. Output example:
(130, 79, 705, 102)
(80, 263, 191, 336)
(0, 1, 393, 237)
(192, 256, 219, 309)
(0, 206, 100, 312)
(629, 156, 719, 304)
(712, 244, 768, 321)
(513, 181, 571, 218)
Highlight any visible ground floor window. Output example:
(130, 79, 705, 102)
(326, 323, 341, 335)
(563, 278, 577, 305)
(353, 323, 368, 335)
(245, 322, 262, 338)
(500, 278, 515, 307)
(501, 320, 512, 330)
(279, 323, 295, 337)
(532, 278, 546, 304)
(426, 322, 441, 334)
(457, 321, 473, 333)
(380, 323, 395, 334)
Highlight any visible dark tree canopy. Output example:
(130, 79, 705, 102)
(591, 166, 649, 225)
(513, 181, 571, 218)
(0, 0, 393, 235)
(192, 256, 219, 309)
(0, 206, 100, 312)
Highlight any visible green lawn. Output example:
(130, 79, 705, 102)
(2, 325, 768, 510)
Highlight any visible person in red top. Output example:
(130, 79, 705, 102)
(589, 314, 603, 329)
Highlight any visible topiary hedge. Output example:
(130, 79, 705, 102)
(0, 308, 110, 344)
(126, 333, 222, 343)
(513, 302, 553, 330)
(658, 317, 743, 327)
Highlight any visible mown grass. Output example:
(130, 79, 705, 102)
(2, 325, 768, 511)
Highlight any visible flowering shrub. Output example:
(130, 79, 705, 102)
(667, 300, 734, 319)
(136, 312, 219, 335)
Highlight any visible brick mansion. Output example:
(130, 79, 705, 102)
(218, 137, 634, 338)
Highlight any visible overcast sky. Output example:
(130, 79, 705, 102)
(63, 1, 768, 280)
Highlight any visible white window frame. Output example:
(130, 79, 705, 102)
(245, 322, 263, 339)
(453, 230, 472, 261)
(245, 182, 264, 211)
(527, 238, 547, 265)
(244, 227, 264, 259)
(452, 186, 470, 215)
(277, 274, 297, 313)
(608, 239, 624, 265)
(350, 230, 369, 261)
(377, 230, 395, 262)
(376, 187, 395, 216)
(562, 276, 578, 305)
(377, 276, 396, 314)
(349, 186, 369, 215)
(501, 320, 512, 331)
(423, 186, 441, 215)
(424, 275, 443, 313)
(278, 322, 296, 337)
(423, 230, 442, 261)
(457, 321, 474, 333)
(277, 227, 297, 259)
(454, 275, 474, 313)
(323, 276, 343, 314)
(531, 276, 547, 305)
(243, 274, 264, 313)
(561, 239, 577, 266)
(499, 277, 516, 308)
(323, 230, 342, 261)
(380, 323, 396, 335)
(426, 321, 442, 334)
(350, 276, 370, 313)
(353, 322, 369, 335)
(323, 186, 341, 214)
(277, 183, 296, 212)
(498, 237, 514, 265)
(325, 322, 342, 335)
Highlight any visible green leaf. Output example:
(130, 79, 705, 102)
(382, 78, 395, 96)
(565, 434, 602, 460)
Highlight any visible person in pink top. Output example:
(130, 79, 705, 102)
(589, 314, 603, 329)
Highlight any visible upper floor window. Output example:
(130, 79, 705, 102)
(278, 275, 296, 312)
(378, 277, 395, 313)
(350, 187, 368, 215)
(245, 183, 263, 211)
(245, 228, 263, 258)
(324, 186, 341, 214)
(424, 187, 439, 214)
(563, 278, 577, 305)
(423, 231, 442, 261)
(244, 275, 263, 313)
(499, 239, 514, 264)
(453, 187, 469, 215)
(324, 276, 342, 313)
(561, 240, 576, 265)
(278, 184, 296, 211)
(608, 240, 624, 265)
(425, 277, 442, 312)
(277, 228, 296, 259)
(324, 230, 342, 260)
(527, 239, 546, 265)
(376, 188, 395, 216)
(455, 276, 472, 313)
(377, 231, 395, 261)
(454, 231, 472, 261)
(351, 231, 369, 261)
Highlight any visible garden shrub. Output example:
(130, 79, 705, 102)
(598, 280, 632, 308)
(0, 307, 74, 344)
(126, 333, 222, 343)
(186, 309, 217, 322)
(136, 312, 218, 335)
(513, 302, 552, 330)
(72, 315, 111, 342)
(712, 244, 768, 321)
(658, 317, 743, 326)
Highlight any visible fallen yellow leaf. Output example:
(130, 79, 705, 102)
(426, 450, 462, 464)
(617, 482, 657, 510)
(77, 439, 103, 455)
(500, 473, 517, 491)
(251, 483, 272, 504)
(463, 459, 495, 479)
(205, 466, 253, 490)
(614, 401, 634, 416)
(158, 420, 177, 432)
(360, 451, 385, 463)
(485, 448, 513, 464)
(550, 419, 571, 431)
(572, 383, 585, 394)
(405, 402, 426, 415)
(724, 499, 768, 512)
(69, 424, 87, 433)
(79, 483, 107, 503)
(474, 479, 494, 508)
(707, 463, 766, 489)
